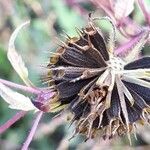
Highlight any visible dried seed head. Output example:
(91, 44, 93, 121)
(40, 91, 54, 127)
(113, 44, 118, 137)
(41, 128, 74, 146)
(33, 16, 150, 142)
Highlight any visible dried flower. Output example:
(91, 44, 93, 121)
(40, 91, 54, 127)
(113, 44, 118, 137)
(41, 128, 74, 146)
(34, 16, 150, 142)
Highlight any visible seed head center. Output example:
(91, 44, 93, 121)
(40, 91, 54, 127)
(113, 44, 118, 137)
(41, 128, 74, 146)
(108, 56, 125, 72)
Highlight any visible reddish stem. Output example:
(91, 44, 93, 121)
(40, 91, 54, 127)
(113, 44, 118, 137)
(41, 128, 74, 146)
(115, 31, 143, 55)
(0, 79, 41, 94)
(21, 112, 43, 150)
(138, 0, 150, 25)
(0, 111, 27, 134)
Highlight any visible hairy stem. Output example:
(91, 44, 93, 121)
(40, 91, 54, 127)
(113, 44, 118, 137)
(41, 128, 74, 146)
(21, 112, 43, 150)
(0, 111, 26, 134)
(0, 78, 41, 94)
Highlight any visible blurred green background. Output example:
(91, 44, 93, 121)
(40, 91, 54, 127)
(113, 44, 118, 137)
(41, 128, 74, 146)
(0, 0, 150, 150)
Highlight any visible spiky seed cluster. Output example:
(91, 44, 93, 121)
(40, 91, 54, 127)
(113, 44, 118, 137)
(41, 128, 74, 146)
(34, 17, 150, 141)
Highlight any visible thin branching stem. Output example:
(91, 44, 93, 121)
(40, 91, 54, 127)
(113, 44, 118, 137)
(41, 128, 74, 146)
(0, 79, 41, 94)
(21, 112, 43, 150)
(0, 111, 26, 134)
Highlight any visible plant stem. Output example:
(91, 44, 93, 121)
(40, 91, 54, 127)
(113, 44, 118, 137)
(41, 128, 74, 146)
(0, 78, 41, 94)
(0, 111, 27, 134)
(21, 112, 43, 150)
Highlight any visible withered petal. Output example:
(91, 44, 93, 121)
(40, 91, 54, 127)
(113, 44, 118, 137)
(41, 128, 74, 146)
(57, 78, 93, 99)
(125, 85, 148, 109)
(106, 84, 121, 119)
(124, 95, 143, 123)
(83, 46, 107, 67)
(101, 111, 109, 127)
(69, 96, 79, 109)
(61, 47, 100, 68)
(124, 57, 150, 70)
(125, 99, 141, 123)
(68, 34, 88, 48)
(80, 77, 98, 95)
(51, 67, 86, 81)
(92, 117, 100, 128)
(71, 101, 90, 120)
(85, 27, 109, 61)
(60, 95, 77, 105)
(123, 81, 150, 105)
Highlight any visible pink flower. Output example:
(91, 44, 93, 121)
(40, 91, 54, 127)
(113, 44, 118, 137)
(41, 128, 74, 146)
(91, 0, 150, 39)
